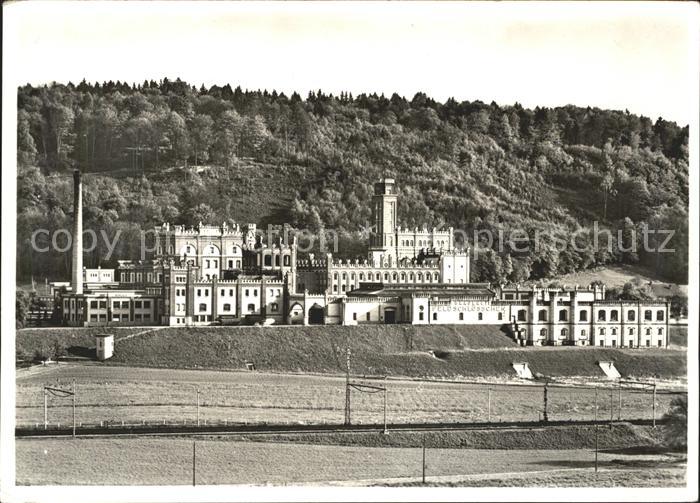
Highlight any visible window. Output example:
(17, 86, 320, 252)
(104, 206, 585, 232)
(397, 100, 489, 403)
(598, 310, 606, 321)
(228, 260, 233, 268)
(498, 312, 503, 320)
(271, 303, 278, 312)
(459, 313, 464, 321)
(610, 310, 618, 322)
(341, 284, 346, 292)
(599, 340, 604, 346)
(645, 340, 650, 347)
(611, 328, 617, 335)
(538, 310, 547, 322)
(248, 303, 255, 313)
(205, 260, 210, 268)
(600, 328, 606, 335)
(540, 328, 547, 337)
(197, 289, 201, 296)
(432, 313, 437, 321)
(99, 300, 107, 309)
(275, 255, 280, 266)
(645, 328, 651, 335)
(353, 313, 357, 321)
(90, 314, 98, 321)
(518, 310, 526, 322)
(579, 311, 588, 322)
(559, 310, 568, 322)
(223, 304, 231, 312)
(628, 310, 635, 321)
(205, 290, 209, 297)
(236, 260, 241, 268)
(657, 310, 664, 321)
(477, 312, 483, 321)
(419, 312, 424, 321)
(384, 273, 389, 281)
(658, 328, 663, 335)
(221, 289, 225, 296)
(245, 289, 249, 296)
(333, 273, 338, 280)
(143, 301, 150, 309)
(121, 301, 129, 309)
(113, 301, 120, 309)
(581, 329, 586, 337)
(644, 310, 652, 321)
(629, 328, 634, 335)
(342, 273, 347, 280)
(283, 255, 290, 266)
(561, 328, 568, 337)
(392, 273, 398, 281)
(229, 289, 234, 296)
(264, 255, 272, 266)
(199, 303, 206, 312)
(611, 340, 616, 347)
(366, 312, 371, 321)
(333, 285, 338, 293)
(253, 290, 258, 297)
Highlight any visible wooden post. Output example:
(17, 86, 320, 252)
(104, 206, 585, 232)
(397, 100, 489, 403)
(192, 441, 196, 486)
(383, 387, 388, 434)
(618, 380, 622, 421)
(652, 378, 657, 428)
(594, 386, 598, 422)
(196, 388, 200, 427)
(594, 424, 599, 473)
(487, 388, 492, 422)
(543, 384, 548, 422)
(344, 345, 351, 425)
(422, 436, 426, 484)
(609, 388, 613, 427)
(72, 380, 76, 438)
(44, 388, 48, 430)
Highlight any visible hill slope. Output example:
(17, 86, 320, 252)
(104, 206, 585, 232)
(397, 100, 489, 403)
(102, 325, 685, 379)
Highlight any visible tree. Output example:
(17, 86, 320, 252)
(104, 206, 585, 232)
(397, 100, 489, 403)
(662, 395, 687, 450)
(16, 289, 33, 328)
(212, 110, 243, 167)
(601, 172, 616, 221)
(190, 114, 215, 165)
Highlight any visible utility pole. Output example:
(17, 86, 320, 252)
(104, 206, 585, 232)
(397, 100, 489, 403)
(344, 343, 351, 426)
(609, 387, 614, 427)
(192, 441, 196, 486)
(44, 388, 48, 430)
(618, 380, 622, 421)
(543, 384, 549, 422)
(196, 387, 200, 427)
(422, 436, 426, 484)
(487, 387, 492, 423)
(383, 385, 388, 434)
(594, 424, 599, 474)
(72, 380, 76, 438)
(652, 377, 657, 428)
(594, 386, 598, 422)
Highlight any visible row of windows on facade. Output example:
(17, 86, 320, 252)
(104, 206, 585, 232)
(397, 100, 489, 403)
(192, 288, 281, 297)
(516, 309, 665, 322)
(333, 271, 442, 282)
(88, 313, 151, 322)
(397, 239, 447, 248)
(67, 299, 153, 310)
(535, 327, 663, 337)
(191, 302, 278, 313)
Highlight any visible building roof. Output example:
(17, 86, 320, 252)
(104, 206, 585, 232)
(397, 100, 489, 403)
(348, 282, 494, 299)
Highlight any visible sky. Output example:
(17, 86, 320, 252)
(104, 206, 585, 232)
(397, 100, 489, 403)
(4, 1, 699, 124)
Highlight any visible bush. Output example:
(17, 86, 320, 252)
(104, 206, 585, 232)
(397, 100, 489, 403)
(662, 395, 687, 450)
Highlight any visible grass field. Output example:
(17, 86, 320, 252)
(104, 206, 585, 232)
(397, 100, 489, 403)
(234, 423, 666, 450)
(16, 365, 684, 428)
(16, 327, 148, 361)
(16, 435, 683, 486)
(536, 264, 685, 290)
(44, 324, 685, 380)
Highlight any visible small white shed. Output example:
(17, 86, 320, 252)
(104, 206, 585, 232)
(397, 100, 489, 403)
(95, 333, 114, 361)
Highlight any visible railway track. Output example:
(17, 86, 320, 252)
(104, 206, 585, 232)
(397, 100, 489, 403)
(16, 417, 664, 438)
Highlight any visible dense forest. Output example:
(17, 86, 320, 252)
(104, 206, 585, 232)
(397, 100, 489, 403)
(16, 78, 689, 285)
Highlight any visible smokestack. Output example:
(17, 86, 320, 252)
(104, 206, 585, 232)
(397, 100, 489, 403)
(71, 169, 83, 294)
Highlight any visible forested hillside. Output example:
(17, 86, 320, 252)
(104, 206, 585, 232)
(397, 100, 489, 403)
(16, 79, 689, 283)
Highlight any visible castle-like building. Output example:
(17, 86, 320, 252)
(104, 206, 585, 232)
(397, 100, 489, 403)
(58, 172, 669, 348)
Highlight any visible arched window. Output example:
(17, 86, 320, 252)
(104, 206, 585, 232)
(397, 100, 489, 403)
(359, 273, 364, 280)
(598, 310, 606, 321)
(579, 311, 588, 322)
(376, 273, 380, 281)
(540, 328, 547, 337)
(657, 310, 664, 321)
(561, 328, 568, 337)
(426, 273, 432, 282)
(384, 273, 389, 281)
(538, 309, 548, 322)
(610, 310, 619, 322)
(628, 310, 636, 321)
(417, 273, 423, 281)
(600, 328, 606, 335)
(333, 273, 338, 280)
(518, 310, 526, 322)
(644, 310, 652, 321)
(400, 273, 406, 281)
(559, 310, 568, 322)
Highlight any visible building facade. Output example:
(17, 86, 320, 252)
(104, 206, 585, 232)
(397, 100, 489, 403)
(56, 171, 669, 347)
